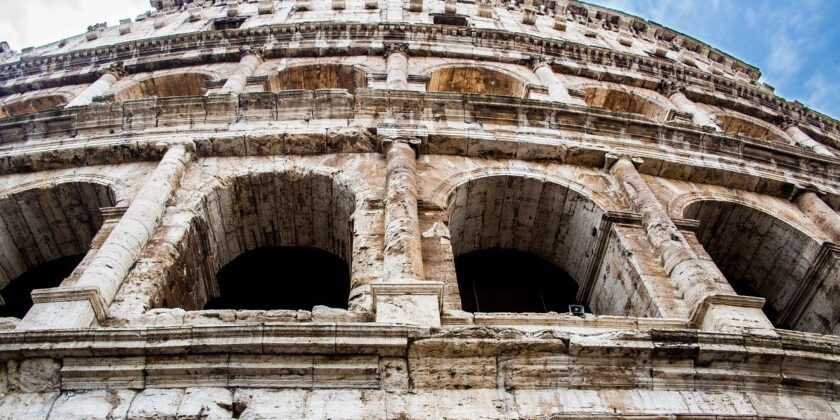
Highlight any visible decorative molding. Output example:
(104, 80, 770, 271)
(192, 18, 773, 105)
(30, 286, 109, 324)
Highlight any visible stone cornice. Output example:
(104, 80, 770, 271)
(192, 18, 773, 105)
(0, 90, 837, 198)
(0, 324, 837, 396)
(0, 21, 835, 132)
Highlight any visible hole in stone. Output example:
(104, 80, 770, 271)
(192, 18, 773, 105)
(264, 64, 367, 94)
(0, 254, 84, 318)
(204, 246, 350, 311)
(455, 248, 582, 313)
(427, 67, 526, 97)
(0, 95, 68, 118)
(583, 87, 669, 121)
(715, 114, 788, 144)
(113, 73, 212, 101)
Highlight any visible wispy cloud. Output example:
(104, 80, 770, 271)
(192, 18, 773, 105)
(587, 0, 840, 119)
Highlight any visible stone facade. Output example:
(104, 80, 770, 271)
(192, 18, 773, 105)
(0, 0, 839, 418)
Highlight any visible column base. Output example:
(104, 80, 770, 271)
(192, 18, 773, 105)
(18, 286, 106, 330)
(689, 294, 775, 335)
(371, 282, 444, 327)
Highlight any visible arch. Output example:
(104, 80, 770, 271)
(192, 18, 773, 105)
(682, 198, 836, 334)
(426, 66, 528, 97)
(0, 94, 70, 118)
(582, 86, 671, 121)
(669, 191, 824, 243)
(112, 72, 214, 102)
(156, 168, 363, 312)
(0, 174, 132, 207)
(428, 166, 614, 213)
(0, 182, 116, 318)
(712, 111, 790, 144)
(444, 172, 623, 314)
(264, 64, 368, 94)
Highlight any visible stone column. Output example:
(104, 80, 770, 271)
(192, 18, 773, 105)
(19, 142, 194, 330)
(372, 137, 443, 327)
(383, 138, 424, 282)
(531, 59, 574, 103)
(781, 119, 834, 156)
(220, 51, 262, 94)
(661, 83, 720, 131)
(608, 155, 773, 333)
(796, 189, 840, 243)
(385, 43, 409, 90)
(65, 66, 125, 108)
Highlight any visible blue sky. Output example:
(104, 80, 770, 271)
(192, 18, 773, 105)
(1, 1, 838, 119)
(585, 0, 840, 119)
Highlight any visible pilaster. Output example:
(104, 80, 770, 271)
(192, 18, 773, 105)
(373, 136, 443, 327)
(607, 154, 775, 333)
(385, 43, 409, 91)
(18, 142, 194, 330)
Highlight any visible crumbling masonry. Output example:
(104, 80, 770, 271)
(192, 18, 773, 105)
(0, 0, 839, 418)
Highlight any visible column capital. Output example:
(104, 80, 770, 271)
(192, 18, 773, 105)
(656, 79, 687, 97)
(604, 153, 644, 171)
(384, 42, 409, 59)
(239, 45, 265, 61)
(788, 183, 826, 202)
(155, 139, 196, 154)
(775, 114, 801, 130)
(528, 56, 553, 71)
(381, 136, 422, 155)
(100, 62, 127, 79)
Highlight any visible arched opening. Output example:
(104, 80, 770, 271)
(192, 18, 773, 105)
(0, 182, 116, 318)
(205, 247, 350, 310)
(113, 73, 212, 101)
(264, 64, 367, 94)
(456, 249, 580, 313)
(446, 176, 606, 314)
(715, 114, 789, 144)
(0, 95, 69, 118)
(583, 87, 670, 121)
(159, 171, 356, 312)
(427, 67, 527, 97)
(684, 200, 835, 333)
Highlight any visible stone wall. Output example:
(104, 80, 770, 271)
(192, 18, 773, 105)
(0, 0, 838, 418)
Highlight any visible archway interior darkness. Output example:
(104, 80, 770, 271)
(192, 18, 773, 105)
(583, 87, 669, 121)
(0, 95, 69, 118)
(264, 64, 367, 94)
(427, 67, 526, 97)
(113, 73, 211, 101)
(456, 248, 581, 313)
(156, 172, 357, 312)
(0, 255, 84, 318)
(204, 246, 350, 310)
(0, 182, 115, 318)
(685, 200, 822, 330)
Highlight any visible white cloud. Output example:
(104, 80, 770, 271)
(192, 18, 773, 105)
(0, 0, 150, 50)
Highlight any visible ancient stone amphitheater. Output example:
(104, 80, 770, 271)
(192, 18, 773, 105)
(0, 0, 839, 417)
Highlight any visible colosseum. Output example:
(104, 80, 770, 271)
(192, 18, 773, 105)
(0, 0, 838, 418)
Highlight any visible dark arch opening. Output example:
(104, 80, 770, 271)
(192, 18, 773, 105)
(684, 200, 835, 333)
(264, 64, 367, 94)
(113, 73, 212, 101)
(143, 172, 357, 313)
(456, 248, 581, 313)
(0, 95, 69, 118)
(0, 182, 116, 318)
(205, 246, 350, 311)
(427, 67, 526, 97)
(0, 255, 84, 318)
